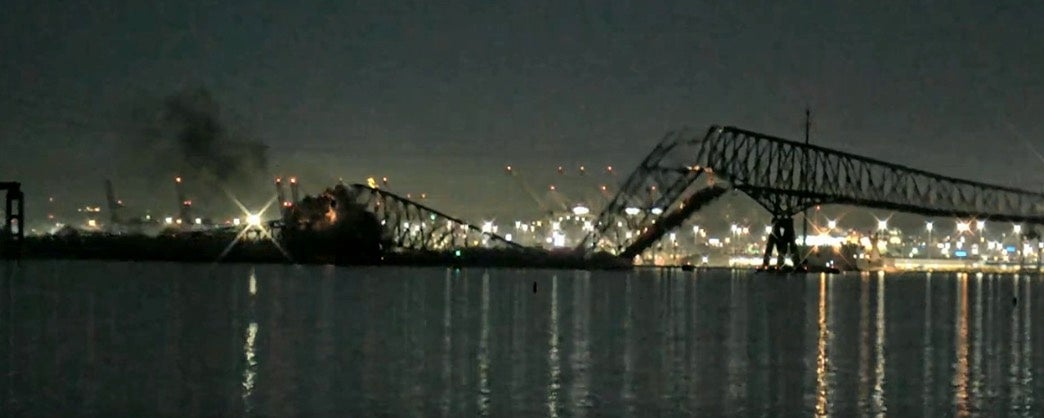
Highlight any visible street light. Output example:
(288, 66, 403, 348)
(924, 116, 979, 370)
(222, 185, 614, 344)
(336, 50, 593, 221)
(877, 219, 888, 231)
(956, 221, 970, 233)
(975, 220, 985, 232)
(827, 219, 837, 230)
(1014, 224, 1022, 235)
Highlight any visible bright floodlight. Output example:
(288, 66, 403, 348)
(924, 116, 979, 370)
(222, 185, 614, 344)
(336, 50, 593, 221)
(650, 207, 664, 215)
(877, 220, 888, 231)
(975, 220, 985, 231)
(572, 205, 590, 216)
(827, 219, 837, 229)
(956, 221, 970, 233)
(925, 221, 933, 231)
(247, 214, 262, 226)
(624, 207, 641, 216)
(1014, 224, 1022, 234)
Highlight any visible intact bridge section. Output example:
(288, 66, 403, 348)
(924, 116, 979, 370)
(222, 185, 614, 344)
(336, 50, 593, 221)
(581, 126, 1044, 266)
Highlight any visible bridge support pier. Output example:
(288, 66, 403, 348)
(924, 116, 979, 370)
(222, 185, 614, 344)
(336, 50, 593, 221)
(761, 216, 800, 269)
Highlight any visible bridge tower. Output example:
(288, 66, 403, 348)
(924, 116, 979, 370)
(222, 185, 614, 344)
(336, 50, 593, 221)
(761, 109, 813, 269)
(762, 215, 802, 268)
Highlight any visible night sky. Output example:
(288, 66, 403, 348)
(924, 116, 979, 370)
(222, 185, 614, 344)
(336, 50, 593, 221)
(2, 0, 1043, 223)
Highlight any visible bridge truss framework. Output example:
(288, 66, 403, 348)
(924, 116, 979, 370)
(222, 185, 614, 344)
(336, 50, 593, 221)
(347, 184, 524, 253)
(582, 126, 1044, 266)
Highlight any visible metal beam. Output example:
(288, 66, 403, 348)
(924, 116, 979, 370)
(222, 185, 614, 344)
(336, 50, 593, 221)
(346, 184, 524, 252)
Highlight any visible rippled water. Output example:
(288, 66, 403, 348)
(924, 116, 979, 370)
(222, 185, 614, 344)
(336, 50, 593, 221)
(1, 261, 1042, 416)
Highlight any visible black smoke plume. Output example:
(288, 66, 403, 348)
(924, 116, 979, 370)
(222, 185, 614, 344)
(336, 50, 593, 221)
(160, 88, 267, 186)
(117, 87, 270, 217)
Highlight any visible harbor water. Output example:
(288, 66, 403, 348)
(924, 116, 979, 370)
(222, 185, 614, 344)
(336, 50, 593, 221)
(1, 261, 1042, 416)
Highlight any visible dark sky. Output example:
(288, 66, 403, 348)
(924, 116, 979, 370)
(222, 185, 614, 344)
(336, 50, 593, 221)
(2, 0, 1043, 222)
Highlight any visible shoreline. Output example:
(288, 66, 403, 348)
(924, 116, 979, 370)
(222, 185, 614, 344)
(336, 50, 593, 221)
(6, 235, 1032, 274)
(1, 234, 632, 270)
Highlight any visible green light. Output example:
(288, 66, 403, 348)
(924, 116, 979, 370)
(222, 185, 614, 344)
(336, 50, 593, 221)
(454, 250, 462, 257)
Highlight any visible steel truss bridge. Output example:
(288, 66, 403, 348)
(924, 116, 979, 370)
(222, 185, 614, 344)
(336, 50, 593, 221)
(579, 125, 1044, 266)
(344, 184, 524, 252)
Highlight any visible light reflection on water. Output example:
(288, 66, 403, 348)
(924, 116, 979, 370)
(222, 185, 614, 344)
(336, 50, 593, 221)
(873, 272, 886, 417)
(547, 274, 561, 418)
(814, 274, 830, 417)
(2, 260, 1044, 416)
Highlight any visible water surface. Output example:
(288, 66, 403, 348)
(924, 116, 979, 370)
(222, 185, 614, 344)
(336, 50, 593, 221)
(1, 261, 1042, 416)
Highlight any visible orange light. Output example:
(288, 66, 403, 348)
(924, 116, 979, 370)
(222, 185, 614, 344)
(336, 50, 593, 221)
(549, 184, 556, 191)
(275, 177, 282, 183)
(175, 177, 182, 183)
(289, 177, 297, 184)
